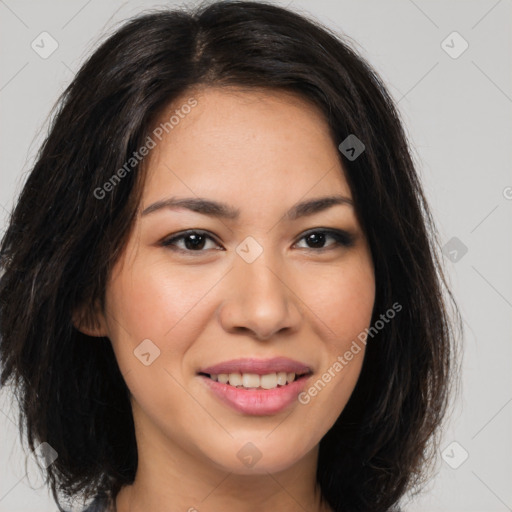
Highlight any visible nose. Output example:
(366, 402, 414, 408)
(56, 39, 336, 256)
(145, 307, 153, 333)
(217, 252, 302, 341)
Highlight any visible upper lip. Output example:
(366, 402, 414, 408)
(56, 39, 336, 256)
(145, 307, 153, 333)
(198, 357, 312, 376)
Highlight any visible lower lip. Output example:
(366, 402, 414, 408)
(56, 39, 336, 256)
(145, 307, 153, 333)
(199, 374, 310, 415)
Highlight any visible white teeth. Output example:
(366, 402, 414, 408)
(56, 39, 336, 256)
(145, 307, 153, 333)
(228, 373, 242, 386)
(208, 372, 299, 389)
(260, 373, 277, 389)
(276, 372, 287, 386)
(242, 373, 260, 388)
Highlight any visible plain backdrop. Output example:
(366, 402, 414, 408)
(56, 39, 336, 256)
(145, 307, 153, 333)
(0, 0, 511, 511)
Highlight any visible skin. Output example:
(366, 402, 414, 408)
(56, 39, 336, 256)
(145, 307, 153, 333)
(75, 86, 375, 512)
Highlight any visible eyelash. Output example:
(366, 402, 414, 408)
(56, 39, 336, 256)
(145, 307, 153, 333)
(161, 229, 355, 255)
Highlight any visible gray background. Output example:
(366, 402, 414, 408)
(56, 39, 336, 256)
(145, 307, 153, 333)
(0, 0, 511, 510)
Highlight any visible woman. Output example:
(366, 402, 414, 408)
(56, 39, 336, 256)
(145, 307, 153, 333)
(0, 1, 461, 511)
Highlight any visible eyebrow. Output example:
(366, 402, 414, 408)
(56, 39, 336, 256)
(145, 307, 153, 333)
(141, 195, 353, 221)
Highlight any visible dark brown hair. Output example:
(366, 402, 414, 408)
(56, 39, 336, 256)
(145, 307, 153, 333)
(0, 1, 462, 511)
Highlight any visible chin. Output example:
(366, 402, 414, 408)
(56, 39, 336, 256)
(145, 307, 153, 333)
(205, 437, 314, 475)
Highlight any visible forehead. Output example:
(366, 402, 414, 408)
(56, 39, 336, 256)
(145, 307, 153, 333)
(141, 86, 351, 209)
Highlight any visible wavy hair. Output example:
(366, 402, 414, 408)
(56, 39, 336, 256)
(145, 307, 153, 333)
(0, 1, 462, 511)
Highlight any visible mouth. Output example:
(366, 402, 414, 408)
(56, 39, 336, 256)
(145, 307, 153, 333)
(198, 370, 311, 390)
(197, 357, 313, 415)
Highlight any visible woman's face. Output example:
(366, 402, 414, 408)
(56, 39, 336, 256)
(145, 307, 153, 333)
(90, 87, 375, 475)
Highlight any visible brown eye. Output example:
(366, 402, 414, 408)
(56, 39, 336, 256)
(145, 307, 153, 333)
(161, 230, 222, 253)
(295, 229, 355, 251)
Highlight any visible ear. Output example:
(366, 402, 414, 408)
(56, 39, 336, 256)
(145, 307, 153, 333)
(72, 298, 109, 337)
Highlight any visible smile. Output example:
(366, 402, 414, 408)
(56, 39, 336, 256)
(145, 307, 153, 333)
(203, 371, 303, 389)
(197, 357, 313, 415)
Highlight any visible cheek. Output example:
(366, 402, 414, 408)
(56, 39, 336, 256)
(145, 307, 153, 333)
(103, 258, 218, 429)
(293, 257, 374, 423)
(104, 255, 216, 376)
(107, 254, 218, 337)
(296, 256, 375, 347)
